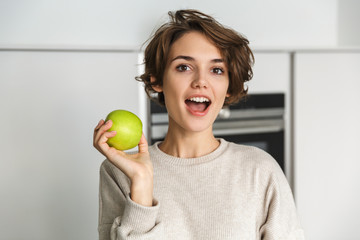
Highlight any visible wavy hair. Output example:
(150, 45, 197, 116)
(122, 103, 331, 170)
(136, 9, 254, 106)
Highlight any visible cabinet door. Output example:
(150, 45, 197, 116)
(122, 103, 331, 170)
(0, 50, 141, 240)
(249, 52, 294, 184)
(248, 52, 290, 93)
(294, 52, 360, 240)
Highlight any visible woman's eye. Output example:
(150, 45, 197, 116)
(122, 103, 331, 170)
(176, 64, 191, 72)
(211, 67, 224, 75)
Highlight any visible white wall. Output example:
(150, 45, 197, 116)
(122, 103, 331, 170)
(0, 0, 338, 48)
(0, 50, 141, 240)
(338, 0, 360, 46)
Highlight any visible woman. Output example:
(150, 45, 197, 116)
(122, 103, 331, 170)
(93, 9, 304, 240)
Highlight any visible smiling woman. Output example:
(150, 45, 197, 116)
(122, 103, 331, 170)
(93, 9, 305, 240)
(138, 9, 254, 107)
(150, 31, 230, 136)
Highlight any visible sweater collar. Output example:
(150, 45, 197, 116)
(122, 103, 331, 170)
(149, 138, 229, 165)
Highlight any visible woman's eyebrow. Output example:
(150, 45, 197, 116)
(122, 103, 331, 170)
(170, 55, 224, 63)
(212, 58, 224, 63)
(170, 55, 194, 62)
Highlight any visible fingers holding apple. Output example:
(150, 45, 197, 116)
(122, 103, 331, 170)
(93, 119, 115, 155)
(93, 110, 153, 205)
(137, 133, 149, 154)
(105, 110, 143, 151)
(94, 119, 105, 131)
(93, 109, 146, 154)
(93, 110, 152, 180)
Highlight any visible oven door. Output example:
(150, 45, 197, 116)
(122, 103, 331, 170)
(213, 118, 285, 172)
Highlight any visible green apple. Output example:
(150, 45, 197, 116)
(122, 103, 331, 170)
(105, 110, 143, 151)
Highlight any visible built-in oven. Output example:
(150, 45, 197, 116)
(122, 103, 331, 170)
(149, 93, 286, 174)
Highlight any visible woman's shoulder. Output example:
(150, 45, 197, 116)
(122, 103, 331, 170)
(223, 140, 283, 174)
(224, 140, 289, 189)
(225, 140, 272, 159)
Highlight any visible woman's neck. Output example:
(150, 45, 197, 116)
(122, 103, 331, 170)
(158, 125, 220, 158)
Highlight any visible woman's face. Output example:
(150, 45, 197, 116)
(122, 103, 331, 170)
(153, 31, 230, 134)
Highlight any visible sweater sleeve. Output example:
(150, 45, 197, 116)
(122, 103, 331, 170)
(259, 163, 305, 240)
(98, 160, 163, 240)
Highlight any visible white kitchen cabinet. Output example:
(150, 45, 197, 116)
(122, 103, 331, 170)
(248, 51, 293, 184)
(248, 51, 291, 94)
(0, 49, 142, 240)
(294, 51, 360, 240)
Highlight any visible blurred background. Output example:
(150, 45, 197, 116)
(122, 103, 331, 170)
(0, 0, 359, 239)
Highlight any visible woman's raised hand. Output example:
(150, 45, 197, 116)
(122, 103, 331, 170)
(93, 119, 154, 206)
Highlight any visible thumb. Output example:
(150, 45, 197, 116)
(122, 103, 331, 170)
(138, 133, 149, 154)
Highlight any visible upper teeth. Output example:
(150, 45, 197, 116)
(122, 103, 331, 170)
(189, 97, 210, 103)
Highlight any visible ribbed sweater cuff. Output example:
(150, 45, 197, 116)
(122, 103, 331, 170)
(120, 194, 160, 233)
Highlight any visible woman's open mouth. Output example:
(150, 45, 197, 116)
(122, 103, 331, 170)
(185, 96, 211, 116)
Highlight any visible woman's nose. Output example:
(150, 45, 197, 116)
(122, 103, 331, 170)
(191, 71, 208, 89)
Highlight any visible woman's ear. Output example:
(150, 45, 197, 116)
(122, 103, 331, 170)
(151, 76, 163, 92)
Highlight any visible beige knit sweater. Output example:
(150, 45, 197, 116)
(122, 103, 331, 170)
(98, 139, 304, 240)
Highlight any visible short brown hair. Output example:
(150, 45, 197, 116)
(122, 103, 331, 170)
(136, 9, 254, 106)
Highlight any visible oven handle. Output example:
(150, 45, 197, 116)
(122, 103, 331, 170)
(213, 125, 283, 136)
